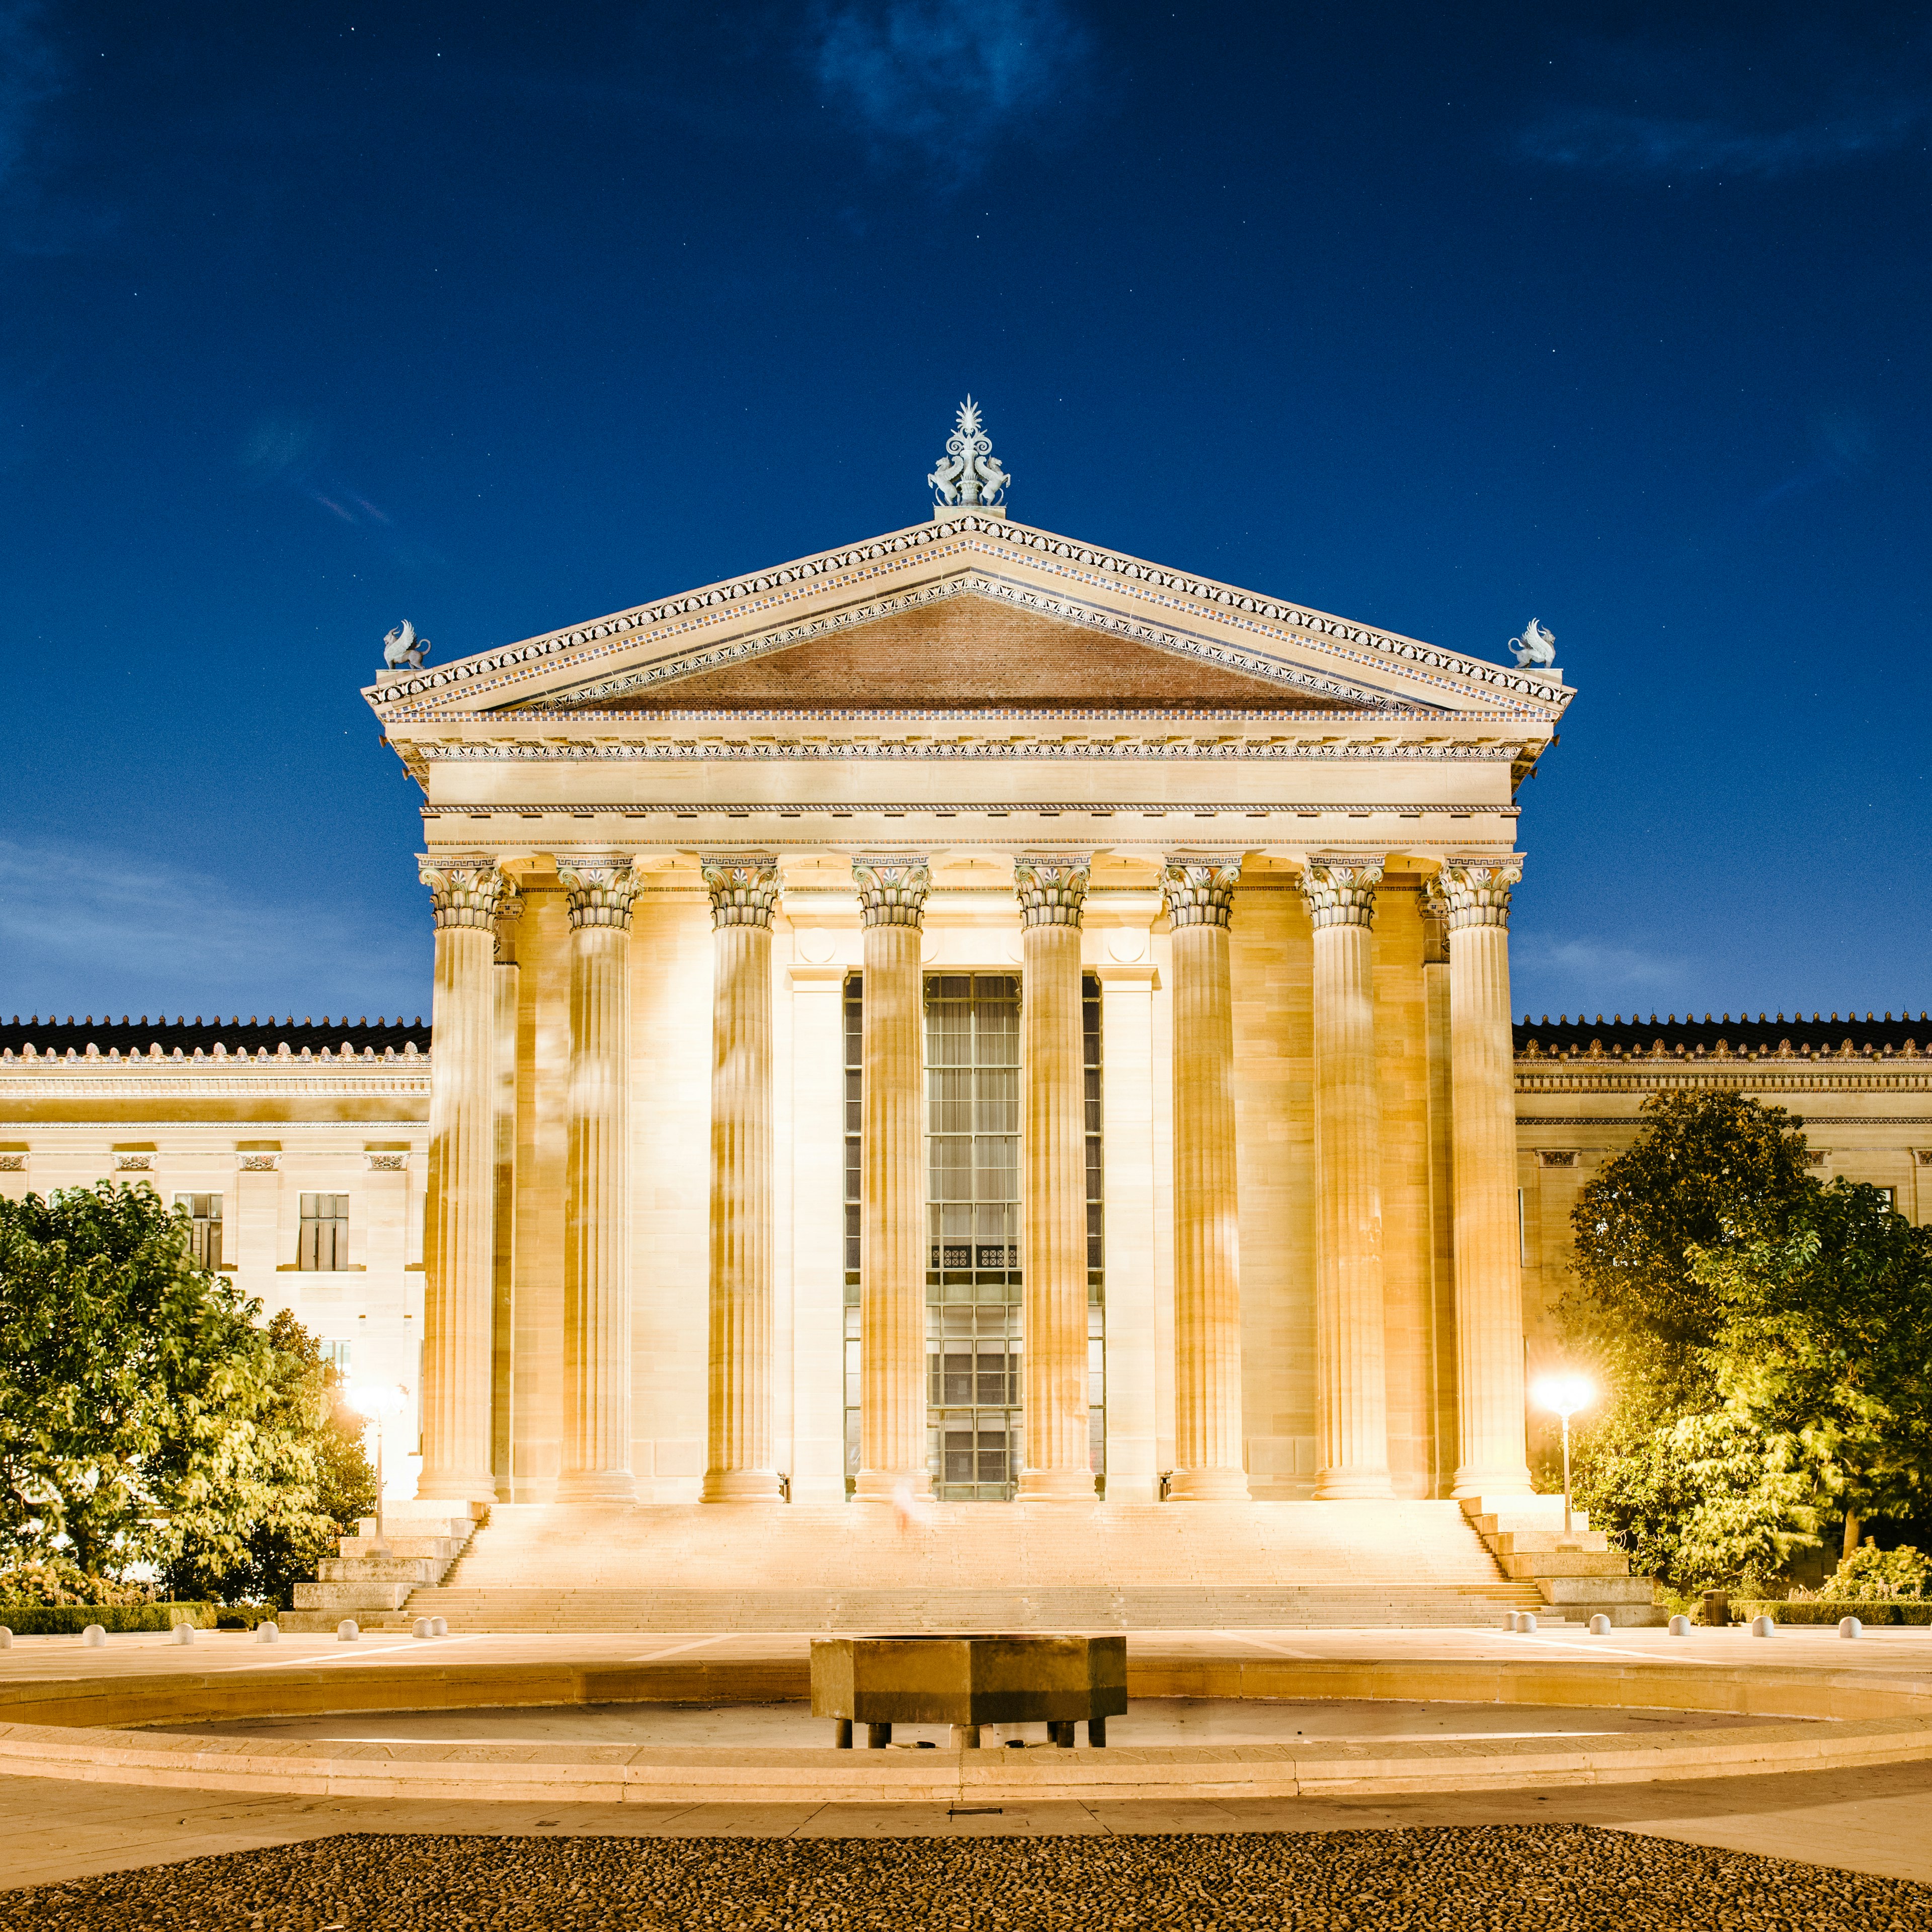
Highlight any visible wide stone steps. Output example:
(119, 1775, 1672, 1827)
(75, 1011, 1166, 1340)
(398, 1581, 1548, 1633)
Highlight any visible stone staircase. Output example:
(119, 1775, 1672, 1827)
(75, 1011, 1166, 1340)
(281, 1501, 487, 1633)
(1460, 1494, 1665, 1628)
(389, 1500, 1551, 1633)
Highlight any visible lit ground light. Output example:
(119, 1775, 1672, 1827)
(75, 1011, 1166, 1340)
(4, 1826, 1931, 1930)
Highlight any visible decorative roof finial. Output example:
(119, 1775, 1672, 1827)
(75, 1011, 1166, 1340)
(928, 395, 1010, 518)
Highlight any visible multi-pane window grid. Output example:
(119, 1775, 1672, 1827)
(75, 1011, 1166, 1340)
(298, 1193, 349, 1271)
(927, 974, 1024, 1500)
(842, 971, 1105, 1503)
(174, 1193, 223, 1271)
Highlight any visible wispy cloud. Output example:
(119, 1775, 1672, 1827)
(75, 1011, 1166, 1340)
(0, 1, 58, 189)
(1513, 931, 1694, 1020)
(807, 0, 1091, 170)
(1518, 100, 1927, 180)
(0, 839, 427, 1021)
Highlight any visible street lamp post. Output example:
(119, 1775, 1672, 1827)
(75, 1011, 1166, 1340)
(1530, 1374, 1594, 1538)
(349, 1384, 408, 1557)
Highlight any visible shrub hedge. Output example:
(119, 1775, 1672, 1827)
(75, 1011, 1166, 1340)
(0, 1601, 216, 1635)
(1733, 1598, 1932, 1627)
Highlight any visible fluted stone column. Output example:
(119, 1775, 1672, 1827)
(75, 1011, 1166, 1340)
(418, 857, 510, 1502)
(700, 855, 783, 1503)
(1301, 858, 1395, 1501)
(1442, 859, 1535, 1498)
(555, 861, 642, 1503)
(1162, 857, 1250, 1500)
(852, 856, 933, 1501)
(1015, 855, 1093, 1501)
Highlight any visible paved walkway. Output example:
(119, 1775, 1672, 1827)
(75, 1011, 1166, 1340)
(4, 1624, 1929, 1891)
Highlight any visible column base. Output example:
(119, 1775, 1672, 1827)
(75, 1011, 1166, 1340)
(1312, 1469, 1397, 1501)
(415, 1469, 500, 1505)
(700, 1469, 784, 1503)
(853, 1470, 931, 1503)
(1016, 1468, 1096, 1502)
(1452, 1465, 1534, 1501)
(1165, 1467, 1251, 1502)
(552, 1469, 636, 1504)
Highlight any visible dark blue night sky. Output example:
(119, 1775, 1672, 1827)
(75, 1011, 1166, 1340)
(2, 2, 1926, 1027)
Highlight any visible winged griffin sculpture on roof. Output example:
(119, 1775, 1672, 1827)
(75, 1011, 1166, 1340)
(928, 396, 1010, 511)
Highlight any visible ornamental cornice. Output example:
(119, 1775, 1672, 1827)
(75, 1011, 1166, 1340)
(0, 1071, 432, 1097)
(367, 522, 1567, 718)
(1520, 1114, 1932, 1126)
(401, 734, 1529, 764)
(1514, 1067, 1932, 1095)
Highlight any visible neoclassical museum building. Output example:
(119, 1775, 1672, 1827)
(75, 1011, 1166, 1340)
(5, 421, 1928, 1527)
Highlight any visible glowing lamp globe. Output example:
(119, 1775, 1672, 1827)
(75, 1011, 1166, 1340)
(1532, 1374, 1594, 1419)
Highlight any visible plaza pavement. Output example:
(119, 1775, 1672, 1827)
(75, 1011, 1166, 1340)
(2, 1623, 1929, 1892)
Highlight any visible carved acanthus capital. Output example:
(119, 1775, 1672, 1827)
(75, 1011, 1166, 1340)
(852, 854, 932, 928)
(1439, 858, 1524, 931)
(1161, 855, 1242, 929)
(418, 857, 510, 931)
(1013, 853, 1091, 929)
(558, 860, 646, 932)
(701, 853, 783, 930)
(1299, 857, 1384, 930)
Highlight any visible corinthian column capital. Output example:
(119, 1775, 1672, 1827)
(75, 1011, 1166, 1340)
(1298, 857, 1384, 930)
(1161, 854, 1242, 929)
(1439, 857, 1524, 931)
(1014, 853, 1091, 928)
(851, 854, 932, 927)
(558, 859, 646, 931)
(700, 853, 782, 929)
(418, 856, 510, 930)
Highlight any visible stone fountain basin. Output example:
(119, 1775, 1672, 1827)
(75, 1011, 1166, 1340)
(810, 1635, 1127, 1727)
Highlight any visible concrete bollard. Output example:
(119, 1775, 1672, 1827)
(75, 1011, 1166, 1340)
(1838, 1617, 1863, 1639)
(255, 1622, 279, 1644)
(337, 1619, 360, 1642)
(1518, 1612, 1537, 1634)
(1668, 1615, 1692, 1636)
(429, 1616, 448, 1637)
(412, 1618, 433, 1639)
(1504, 1612, 1521, 1632)
(169, 1622, 196, 1646)
(1750, 1615, 1777, 1637)
(82, 1624, 107, 1647)
(1588, 1614, 1613, 1636)
(0, 1627, 11, 1648)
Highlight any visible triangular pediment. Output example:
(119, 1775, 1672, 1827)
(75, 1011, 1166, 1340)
(367, 514, 1571, 723)
(559, 590, 1367, 714)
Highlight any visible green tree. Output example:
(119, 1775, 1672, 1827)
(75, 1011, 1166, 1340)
(163, 1311, 376, 1607)
(0, 1183, 346, 1585)
(1564, 1092, 1818, 1585)
(1691, 1181, 1932, 1562)
(1563, 1091, 1817, 1417)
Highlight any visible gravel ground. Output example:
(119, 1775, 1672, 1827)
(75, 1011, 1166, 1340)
(3, 1826, 1929, 1930)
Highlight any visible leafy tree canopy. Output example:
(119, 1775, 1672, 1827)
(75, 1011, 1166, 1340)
(0, 1183, 368, 1594)
(1564, 1090, 1817, 1415)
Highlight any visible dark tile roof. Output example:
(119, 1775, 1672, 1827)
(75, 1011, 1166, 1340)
(1514, 1010, 1928, 1055)
(0, 1015, 431, 1056)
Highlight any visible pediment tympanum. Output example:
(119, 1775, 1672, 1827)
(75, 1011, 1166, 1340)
(555, 593, 1369, 715)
